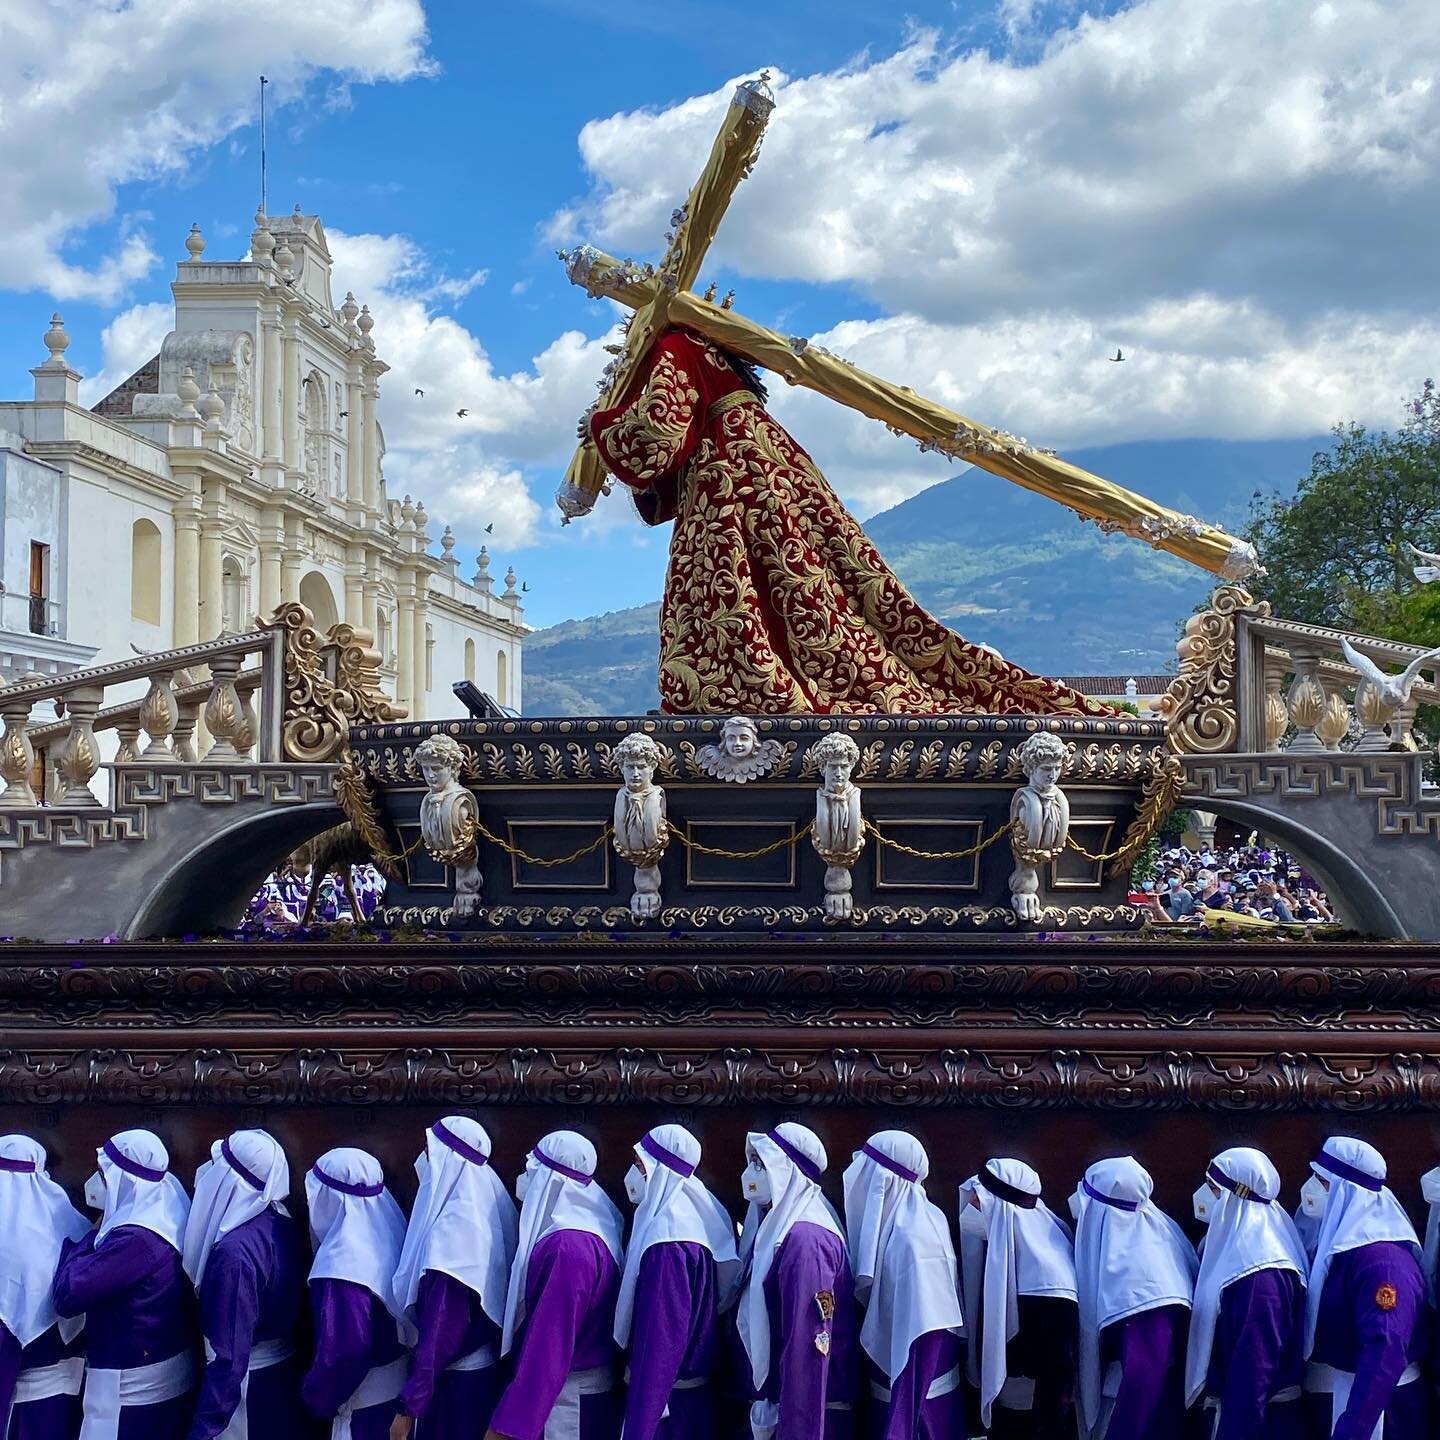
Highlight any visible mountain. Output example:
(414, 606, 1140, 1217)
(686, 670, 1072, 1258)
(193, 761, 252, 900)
(522, 435, 1326, 714)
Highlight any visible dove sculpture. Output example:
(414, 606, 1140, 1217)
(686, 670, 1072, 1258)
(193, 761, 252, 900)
(1339, 636, 1440, 711)
(1405, 540, 1440, 585)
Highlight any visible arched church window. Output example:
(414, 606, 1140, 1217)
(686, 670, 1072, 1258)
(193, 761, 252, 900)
(376, 607, 392, 664)
(425, 624, 434, 693)
(302, 371, 327, 497)
(464, 638, 476, 683)
(130, 519, 162, 625)
(221, 553, 251, 635)
(496, 649, 508, 707)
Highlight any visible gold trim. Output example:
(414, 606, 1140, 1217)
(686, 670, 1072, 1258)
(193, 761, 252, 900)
(873, 819, 984, 892)
(508, 819, 613, 892)
(706, 390, 760, 423)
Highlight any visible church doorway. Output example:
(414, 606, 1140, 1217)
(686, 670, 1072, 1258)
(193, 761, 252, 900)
(299, 570, 339, 634)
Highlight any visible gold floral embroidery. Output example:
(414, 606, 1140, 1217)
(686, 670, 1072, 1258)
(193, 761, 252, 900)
(596, 350, 699, 482)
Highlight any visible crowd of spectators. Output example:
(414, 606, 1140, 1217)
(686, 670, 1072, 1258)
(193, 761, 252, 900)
(1130, 836, 1335, 925)
(240, 861, 387, 930)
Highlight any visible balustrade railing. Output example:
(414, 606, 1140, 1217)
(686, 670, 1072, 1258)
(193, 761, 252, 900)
(0, 628, 284, 809)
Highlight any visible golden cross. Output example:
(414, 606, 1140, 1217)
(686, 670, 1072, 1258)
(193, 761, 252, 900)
(556, 78, 1258, 582)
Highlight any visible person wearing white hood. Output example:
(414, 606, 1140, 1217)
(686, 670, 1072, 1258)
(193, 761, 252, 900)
(1183, 1147, 1307, 1440)
(957, 1158, 1079, 1440)
(52, 1129, 198, 1440)
(843, 1133, 962, 1440)
(300, 1148, 411, 1440)
(735, 1123, 857, 1440)
(1070, 1156, 1197, 1440)
(615, 1124, 739, 1440)
(1299, 1137, 1430, 1440)
(181, 1129, 305, 1440)
(389, 1118, 518, 1439)
(0, 1135, 89, 1439)
(486, 1131, 624, 1440)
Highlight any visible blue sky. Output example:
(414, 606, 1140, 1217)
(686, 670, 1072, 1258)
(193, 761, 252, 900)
(2, 0, 1438, 630)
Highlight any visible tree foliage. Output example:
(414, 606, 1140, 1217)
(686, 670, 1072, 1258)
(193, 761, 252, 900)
(1245, 379, 1440, 643)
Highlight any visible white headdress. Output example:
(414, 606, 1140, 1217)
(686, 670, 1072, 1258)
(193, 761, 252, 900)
(614, 1124, 739, 1346)
(183, 1129, 291, 1287)
(842, 1131, 962, 1383)
(958, 1158, 1077, 1427)
(0, 1135, 89, 1346)
(95, 1129, 191, 1253)
(737, 1124, 843, 1391)
(1304, 1137, 1419, 1356)
(1184, 1147, 1307, 1404)
(392, 1117, 518, 1332)
(501, 1131, 624, 1356)
(1071, 1156, 1197, 1433)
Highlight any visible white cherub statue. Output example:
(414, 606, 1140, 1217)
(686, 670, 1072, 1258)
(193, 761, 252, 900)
(695, 715, 783, 783)
(809, 732, 864, 921)
(612, 732, 670, 921)
(415, 733, 483, 918)
(1008, 731, 1070, 924)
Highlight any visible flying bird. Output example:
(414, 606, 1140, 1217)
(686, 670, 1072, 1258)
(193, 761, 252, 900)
(1339, 635, 1440, 711)
(521, 582, 529, 593)
(457, 408, 469, 418)
(484, 522, 495, 535)
(414, 388, 425, 397)
(338, 410, 348, 419)
(1109, 348, 1124, 362)
(1405, 540, 1440, 584)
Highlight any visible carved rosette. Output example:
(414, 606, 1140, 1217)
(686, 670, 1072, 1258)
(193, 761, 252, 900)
(1151, 584, 1267, 755)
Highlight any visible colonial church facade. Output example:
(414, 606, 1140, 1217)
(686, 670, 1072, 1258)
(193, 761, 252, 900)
(0, 207, 525, 718)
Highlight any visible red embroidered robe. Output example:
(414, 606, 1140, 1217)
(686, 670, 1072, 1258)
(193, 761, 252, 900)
(590, 328, 1113, 717)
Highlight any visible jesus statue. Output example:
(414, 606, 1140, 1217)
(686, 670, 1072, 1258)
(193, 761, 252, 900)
(590, 325, 1114, 717)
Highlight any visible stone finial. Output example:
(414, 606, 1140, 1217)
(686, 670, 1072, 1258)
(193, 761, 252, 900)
(273, 231, 295, 276)
(176, 366, 202, 418)
(200, 379, 225, 433)
(502, 566, 519, 600)
(185, 223, 205, 261)
(341, 291, 360, 328)
(440, 525, 457, 567)
(291, 202, 305, 227)
(399, 494, 415, 531)
(42, 313, 70, 366)
(472, 547, 494, 593)
(413, 500, 430, 543)
(251, 206, 275, 263)
(357, 304, 375, 350)
(1124, 677, 1138, 700)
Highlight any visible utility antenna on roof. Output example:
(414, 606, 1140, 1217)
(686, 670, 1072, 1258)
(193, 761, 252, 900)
(259, 75, 269, 214)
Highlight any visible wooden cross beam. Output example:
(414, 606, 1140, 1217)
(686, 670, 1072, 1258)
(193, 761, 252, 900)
(556, 78, 1259, 583)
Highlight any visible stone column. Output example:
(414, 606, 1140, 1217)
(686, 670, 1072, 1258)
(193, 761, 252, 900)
(361, 377, 379, 511)
(411, 583, 429, 721)
(261, 314, 284, 470)
(344, 547, 365, 627)
(345, 373, 364, 507)
(172, 497, 202, 647)
(258, 534, 283, 617)
(396, 581, 416, 718)
(198, 483, 226, 641)
(280, 523, 303, 605)
(282, 320, 301, 477)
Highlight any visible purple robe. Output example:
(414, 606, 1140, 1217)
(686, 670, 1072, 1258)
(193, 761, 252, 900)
(1204, 1266, 1303, 1440)
(187, 1209, 306, 1440)
(489, 1230, 620, 1440)
(1304, 1241, 1430, 1440)
(1098, 1302, 1187, 1440)
(301, 1278, 405, 1440)
(0, 1321, 84, 1440)
(986, 1295, 1077, 1440)
(866, 1330, 962, 1440)
(397, 1271, 502, 1438)
(623, 1241, 718, 1440)
(757, 1221, 858, 1440)
(52, 1226, 196, 1440)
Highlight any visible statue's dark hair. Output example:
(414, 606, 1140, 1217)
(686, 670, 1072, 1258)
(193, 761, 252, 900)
(718, 346, 769, 404)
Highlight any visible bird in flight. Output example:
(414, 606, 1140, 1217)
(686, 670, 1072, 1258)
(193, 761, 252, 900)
(521, 582, 530, 593)
(414, 388, 425, 397)
(338, 410, 348, 419)
(457, 408, 469, 418)
(484, 522, 495, 535)
(1109, 348, 1125, 362)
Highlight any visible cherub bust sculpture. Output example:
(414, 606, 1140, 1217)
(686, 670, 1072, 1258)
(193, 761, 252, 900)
(415, 733, 483, 917)
(612, 732, 669, 920)
(696, 715, 783, 783)
(1008, 731, 1070, 923)
(809, 732, 864, 921)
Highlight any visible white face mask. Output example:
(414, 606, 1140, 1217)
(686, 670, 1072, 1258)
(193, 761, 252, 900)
(84, 1170, 106, 1211)
(1193, 1183, 1216, 1224)
(1300, 1174, 1328, 1218)
(742, 1162, 771, 1207)
(624, 1163, 646, 1205)
(515, 1170, 531, 1204)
